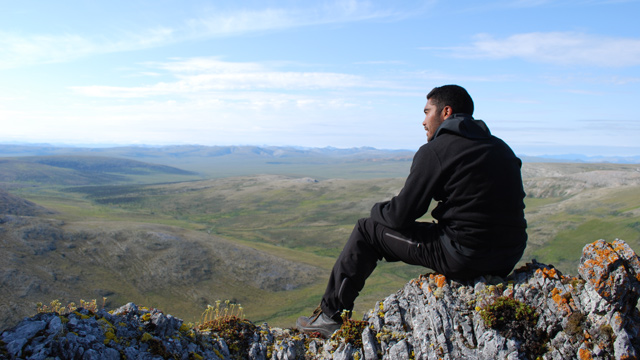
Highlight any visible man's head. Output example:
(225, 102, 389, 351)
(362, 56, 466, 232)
(423, 85, 474, 141)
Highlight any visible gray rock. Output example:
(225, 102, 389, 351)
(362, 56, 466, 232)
(362, 326, 379, 360)
(387, 339, 411, 360)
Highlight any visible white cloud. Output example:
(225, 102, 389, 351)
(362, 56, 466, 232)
(436, 32, 640, 67)
(71, 58, 369, 98)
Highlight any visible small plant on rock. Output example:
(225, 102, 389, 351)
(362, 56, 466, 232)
(36, 298, 106, 315)
(480, 296, 547, 359)
(480, 296, 538, 329)
(196, 300, 256, 360)
(331, 310, 369, 348)
(198, 300, 244, 326)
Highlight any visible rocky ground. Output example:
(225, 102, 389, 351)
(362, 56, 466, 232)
(2, 238, 640, 359)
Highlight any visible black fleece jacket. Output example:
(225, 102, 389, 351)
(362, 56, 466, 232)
(370, 114, 527, 258)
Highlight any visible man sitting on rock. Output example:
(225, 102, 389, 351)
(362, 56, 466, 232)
(297, 85, 528, 338)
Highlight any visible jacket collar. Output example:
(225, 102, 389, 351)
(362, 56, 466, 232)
(433, 113, 491, 140)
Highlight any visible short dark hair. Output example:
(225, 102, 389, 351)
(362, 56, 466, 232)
(426, 85, 474, 116)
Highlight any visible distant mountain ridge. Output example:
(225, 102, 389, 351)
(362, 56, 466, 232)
(521, 153, 640, 164)
(0, 144, 413, 160)
(1, 143, 638, 164)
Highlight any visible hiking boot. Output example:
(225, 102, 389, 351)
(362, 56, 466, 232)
(296, 306, 342, 338)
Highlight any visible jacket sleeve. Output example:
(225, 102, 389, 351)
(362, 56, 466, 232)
(370, 145, 442, 229)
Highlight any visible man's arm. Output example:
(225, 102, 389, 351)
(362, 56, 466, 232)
(369, 145, 442, 230)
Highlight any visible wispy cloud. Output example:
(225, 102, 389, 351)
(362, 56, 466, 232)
(0, 27, 176, 69)
(427, 32, 640, 67)
(0, 1, 407, 69)
(184, 1, 395, 38)
(71, 57, 371, 98)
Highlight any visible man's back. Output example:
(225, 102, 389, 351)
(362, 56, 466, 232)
(427, 116, 527, 250)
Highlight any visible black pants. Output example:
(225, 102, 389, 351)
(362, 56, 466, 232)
(320, 217, 524, 318)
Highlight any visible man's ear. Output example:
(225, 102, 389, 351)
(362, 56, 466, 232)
(441, 105, 453, 119)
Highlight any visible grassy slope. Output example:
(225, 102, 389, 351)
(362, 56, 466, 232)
(12, 175, 420, 325)
(1, 156, 419, 328)
(525, 186, 640, 273)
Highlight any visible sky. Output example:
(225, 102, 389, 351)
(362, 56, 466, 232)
(1, 0, 639, 156)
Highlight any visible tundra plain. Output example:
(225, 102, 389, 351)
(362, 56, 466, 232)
(1, 145, 639, 330)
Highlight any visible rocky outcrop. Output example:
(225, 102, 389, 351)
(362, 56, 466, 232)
(2, 239, 640, 359)
(360, 238, 640, 360)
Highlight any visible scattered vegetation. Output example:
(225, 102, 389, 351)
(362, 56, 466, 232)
(197, 300, 245, 329)
(331, 310, 370, 348)
(36, 298, 106, 315)
(196, 300, 256, 360)
(480, 296, 547, 359)
(480, 296, 538, 329)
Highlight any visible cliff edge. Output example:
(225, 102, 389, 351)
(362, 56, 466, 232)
(2, 238, 640, 359)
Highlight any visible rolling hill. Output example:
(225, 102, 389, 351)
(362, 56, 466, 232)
(0, 155, 200, 186)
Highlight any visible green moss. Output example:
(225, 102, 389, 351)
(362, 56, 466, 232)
(480, 297, 538, 329)
(480, 296, 547, 359)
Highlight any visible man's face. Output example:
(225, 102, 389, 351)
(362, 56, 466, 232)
(422, 98, 449, 141)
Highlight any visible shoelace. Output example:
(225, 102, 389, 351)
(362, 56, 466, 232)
(310, 306, 323, 322)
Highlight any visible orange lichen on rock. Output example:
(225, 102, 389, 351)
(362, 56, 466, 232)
(535, 266, 563, 281)
(580, 241, 626, 301)
(578, 347, 593, 360)
(551, 288, 564, 305)
(550, 287, 573, 314)
(434, 274, 447, 288)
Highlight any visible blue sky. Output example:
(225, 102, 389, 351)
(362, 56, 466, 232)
(1, 0, 639, 156)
